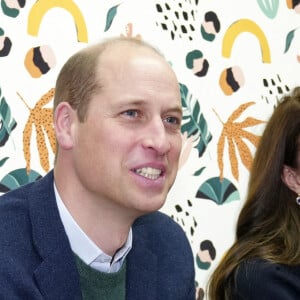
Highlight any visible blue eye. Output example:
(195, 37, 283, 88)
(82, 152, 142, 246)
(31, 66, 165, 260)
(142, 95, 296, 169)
(122, 110, 139, 117)
(165, 116, 180, 124)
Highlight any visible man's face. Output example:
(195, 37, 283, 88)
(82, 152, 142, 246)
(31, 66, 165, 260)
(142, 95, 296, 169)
(71, 45, 182, 217)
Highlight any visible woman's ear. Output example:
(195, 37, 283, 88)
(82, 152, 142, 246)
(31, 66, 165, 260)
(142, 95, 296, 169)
(281, 165, 300, 194)
(54, 102, 76, 150)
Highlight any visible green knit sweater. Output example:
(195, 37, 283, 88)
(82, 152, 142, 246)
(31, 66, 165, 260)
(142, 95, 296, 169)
(75, 255, 126, 300)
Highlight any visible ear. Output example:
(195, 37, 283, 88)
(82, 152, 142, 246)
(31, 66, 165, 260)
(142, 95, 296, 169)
(281, 165, 300, 194)
(54, 102, 77, 150)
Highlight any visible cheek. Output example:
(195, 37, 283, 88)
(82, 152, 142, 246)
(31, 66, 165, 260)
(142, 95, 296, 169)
(74, 123, 106, 159)
(98, 131, 133, 160)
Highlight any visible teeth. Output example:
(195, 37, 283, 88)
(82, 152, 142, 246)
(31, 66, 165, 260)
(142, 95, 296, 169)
(136, 167, 161, 179)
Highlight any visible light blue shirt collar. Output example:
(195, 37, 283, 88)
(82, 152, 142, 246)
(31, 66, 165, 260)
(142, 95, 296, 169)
(54, 183, 132, 273)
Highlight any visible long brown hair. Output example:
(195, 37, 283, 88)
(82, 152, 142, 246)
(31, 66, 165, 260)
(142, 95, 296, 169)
(208, 87, 300, 300)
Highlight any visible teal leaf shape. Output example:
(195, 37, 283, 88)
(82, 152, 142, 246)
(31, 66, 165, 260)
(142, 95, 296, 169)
(257, 0, 279, 19)
(193, 167, 205, 176)
(196, 177, 240, 205)
(180, 83, 212, 157)
(104, 3, 121, 32)
(284, 28, 299, 53)
(0, 88, 17, 146)
(0, 157, 8, 167)
(0, 168, 42, 193)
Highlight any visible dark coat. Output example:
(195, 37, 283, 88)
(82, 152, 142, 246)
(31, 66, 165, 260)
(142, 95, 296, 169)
(0, 171, 195, 299)
(233, 258, 300, 299)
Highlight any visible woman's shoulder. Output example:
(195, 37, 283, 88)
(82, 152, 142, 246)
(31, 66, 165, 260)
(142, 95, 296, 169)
(233, 258, 300, 299)
(237, 258, 300, 276)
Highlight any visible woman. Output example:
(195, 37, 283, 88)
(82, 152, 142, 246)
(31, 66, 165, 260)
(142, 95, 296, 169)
(208, 87, 300, 299)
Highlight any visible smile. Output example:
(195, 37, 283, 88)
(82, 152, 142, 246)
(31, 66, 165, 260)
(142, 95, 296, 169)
(135, 167, 162, 180)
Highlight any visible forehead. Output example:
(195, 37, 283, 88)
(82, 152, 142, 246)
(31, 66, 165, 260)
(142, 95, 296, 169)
(95, 44, 181, 103)
(98, 42, 176, 79)
(86, 47, 181, 114)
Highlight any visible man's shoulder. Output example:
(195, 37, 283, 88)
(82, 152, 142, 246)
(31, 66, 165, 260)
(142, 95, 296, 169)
(0, 183, 32, 218)
(133, 211, 181, 231)
(0, 171, 54, 231)
(0, 178, 41, 260)
(0, 171, 53, 204)
(129, 211, 195, 299)
(132, 211, 191, 250)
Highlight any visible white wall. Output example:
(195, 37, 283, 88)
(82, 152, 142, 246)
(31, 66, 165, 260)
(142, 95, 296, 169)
(1, 0, 300, 298)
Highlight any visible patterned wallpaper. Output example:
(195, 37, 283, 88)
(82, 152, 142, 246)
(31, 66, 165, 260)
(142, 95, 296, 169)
(1, 0, 300, 298)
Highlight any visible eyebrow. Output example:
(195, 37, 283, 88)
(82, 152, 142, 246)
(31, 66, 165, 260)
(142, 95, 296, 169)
(116, 99, 182, 115)
(167, 106, 183, 116)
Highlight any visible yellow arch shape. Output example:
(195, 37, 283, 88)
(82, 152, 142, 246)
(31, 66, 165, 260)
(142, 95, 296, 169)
(27, 0, 88, 42)
(222, 19, 271, 63)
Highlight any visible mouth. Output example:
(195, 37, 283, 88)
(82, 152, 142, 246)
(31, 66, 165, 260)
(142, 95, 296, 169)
(134, 167, 162, 180)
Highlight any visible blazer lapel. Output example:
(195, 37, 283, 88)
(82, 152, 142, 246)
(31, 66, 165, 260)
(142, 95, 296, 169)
(33, 247, 82, 299)
(28, 172, 82, 299)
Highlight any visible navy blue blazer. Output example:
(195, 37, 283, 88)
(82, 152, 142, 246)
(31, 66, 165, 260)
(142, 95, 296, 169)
(233, 258, 300, 299)
(0, 171, 195, 299)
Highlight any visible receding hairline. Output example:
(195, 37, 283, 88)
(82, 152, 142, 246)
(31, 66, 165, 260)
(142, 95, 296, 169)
(82, 37, 177, 94)
(80, 36, 166, 60)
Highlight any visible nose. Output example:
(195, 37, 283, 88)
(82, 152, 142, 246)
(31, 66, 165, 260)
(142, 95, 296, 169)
(142, 117, 171, 155)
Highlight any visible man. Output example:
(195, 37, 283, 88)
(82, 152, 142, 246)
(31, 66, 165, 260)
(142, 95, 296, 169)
(0, 37, 195, 299)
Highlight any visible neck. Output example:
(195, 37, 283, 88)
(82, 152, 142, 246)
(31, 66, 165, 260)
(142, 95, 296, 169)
(54, 169, 136, 256)
(78, 207, 132, 256)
